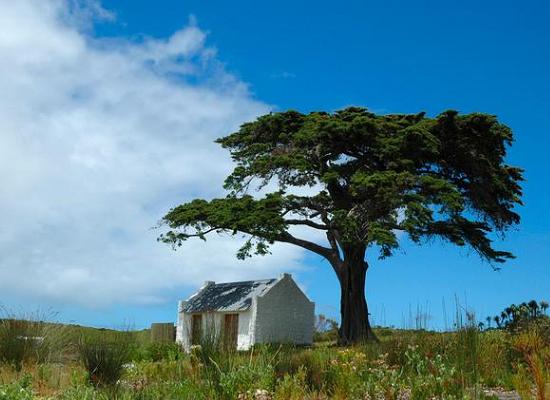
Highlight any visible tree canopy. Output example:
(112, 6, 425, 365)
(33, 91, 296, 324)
(161, 107, 523, 266)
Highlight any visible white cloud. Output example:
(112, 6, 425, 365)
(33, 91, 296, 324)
(0, 0, 307, 308)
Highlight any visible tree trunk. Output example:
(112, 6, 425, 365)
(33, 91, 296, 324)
(337, 247, 378, 344)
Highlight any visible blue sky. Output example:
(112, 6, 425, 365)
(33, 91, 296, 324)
(1, 0, 548, 330)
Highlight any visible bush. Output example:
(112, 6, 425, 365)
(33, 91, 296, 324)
(218, 363, 274, 399)
(491, 300, 549, 332)
(476, 330, 512, 387)
(133, 342, 185, 362)
(273, 347, 333, 393)
(77, 332, 134, 387)
(273, 366, 308, 400)
(313, 314, 339, 343)
(0, 309, 69, 370)
(0, 375, 33, 400)
(512, 326, 550, 400)
(404, 346, 463, 399)
(0, 319, 32, 370)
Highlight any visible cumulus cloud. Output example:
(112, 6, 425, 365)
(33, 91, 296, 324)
(0, 0, 308, 308)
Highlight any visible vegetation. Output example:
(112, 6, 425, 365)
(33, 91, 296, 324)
(0, 302, 548, 399)
(0, 309, 71, 370)
(490, 301, 549, 332)
(77, 331, 135, 387)
(160, 107, 524, 344)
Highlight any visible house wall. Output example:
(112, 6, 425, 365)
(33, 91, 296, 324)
(176, 305, 253, 351)
(236, 311, 252, 350)
(252, 274, 315, 345)
(176, 309, 221, 350)
(176, 301, 191, 348)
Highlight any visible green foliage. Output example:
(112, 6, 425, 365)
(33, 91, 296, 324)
(2, 319, 547, 399)
(77, 332, 134, 387)
(273, 366, 308, 400)
(217, 362, 275, 399)
(491, 300, 549, 332)
(511, 325, 550, 400)
(162, 107, 523, 263)
(273, 347, 334, 393)
(0, 319, 32, 371)
(133, 342, 184, 362)
(476, 330, 513, 388)
(0, 375, 33, 400)
(313, 314, 339, 343)
(161, 107, 523, 343)
(452, 311, 482, 388)
(404, 347, 463, 399)
(0, 309, 71, 370)
(160, 194, 287, 259)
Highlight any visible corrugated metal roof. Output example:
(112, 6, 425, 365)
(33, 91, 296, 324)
(181, 279, 277, 313)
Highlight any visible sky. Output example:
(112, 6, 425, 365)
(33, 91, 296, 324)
(1, 0, 549, 330)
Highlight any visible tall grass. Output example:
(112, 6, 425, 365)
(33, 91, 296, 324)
(0, 308, 70, 370)
(77, 330, 135, 387)
(1, 303, 548, 399)
(454, 307, 480, 391)
(512, 322, 550, 400)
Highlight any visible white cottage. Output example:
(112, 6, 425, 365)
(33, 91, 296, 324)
(176, 273, 315, 351)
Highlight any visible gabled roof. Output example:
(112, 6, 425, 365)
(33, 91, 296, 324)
(181, 278, 277, 313)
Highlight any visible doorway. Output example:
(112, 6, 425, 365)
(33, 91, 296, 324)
(224, 313, 239, 348)
(191, 314, 202, 345)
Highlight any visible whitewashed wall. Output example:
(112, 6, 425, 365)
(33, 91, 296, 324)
(252, 274, 315, 345)
(176, 300, 190, 348)
(236, 311, 252, 350)
(176, 309, 220, 350)
(176, 307, 253, 351)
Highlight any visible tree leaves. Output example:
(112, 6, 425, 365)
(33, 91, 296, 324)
(162, 107, 523, 266)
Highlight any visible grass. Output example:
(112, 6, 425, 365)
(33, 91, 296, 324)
(0, 309, 74, 370)
(0, 309, 548, 399)
(77, 331, 134, 387)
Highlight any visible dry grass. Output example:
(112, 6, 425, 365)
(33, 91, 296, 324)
(512, 327, 550, 400)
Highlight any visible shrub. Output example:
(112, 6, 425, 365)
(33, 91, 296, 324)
(491, 300, 549, 332)
(124, 359, 193, 386)
(274, 366, 308, 400)
(218, 363, 274, 399)
(476, 330, 512, 387)
(77, 332, 134, 387)
(273, 347, 327, 391)
(0, 319, 32, 370)
(404, 346, 463, 399)
(134, 342, 185, 362)
(0, 375, 33, 400)
(358, 353, 404, 400)
(313, 315, 339, 343)
(512, 326, 549, 400)
(0, 309, 68, 370)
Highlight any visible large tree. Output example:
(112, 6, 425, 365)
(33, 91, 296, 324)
(160, 107, 523, 344)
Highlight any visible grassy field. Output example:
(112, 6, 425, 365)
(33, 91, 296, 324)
(0, 310, 548, 399)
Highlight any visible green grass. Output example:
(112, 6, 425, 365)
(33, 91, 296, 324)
(0, 314, 548, 399)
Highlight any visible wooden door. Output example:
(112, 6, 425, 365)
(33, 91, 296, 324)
(224, 314, 239, 348)
(191, 314, 202, 345)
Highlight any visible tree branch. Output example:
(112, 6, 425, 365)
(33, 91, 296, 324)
(178, 227, 221, 239)
(325, 230, 339, 253)
(275, 232, 339, 263)
(284, 219, 328, 230)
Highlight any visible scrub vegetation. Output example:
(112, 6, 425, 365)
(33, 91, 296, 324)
(0, 302, 548, 399)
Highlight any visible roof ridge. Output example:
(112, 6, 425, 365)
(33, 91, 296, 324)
(181, 278, 278, 313)
(213, 278, 276, 286)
